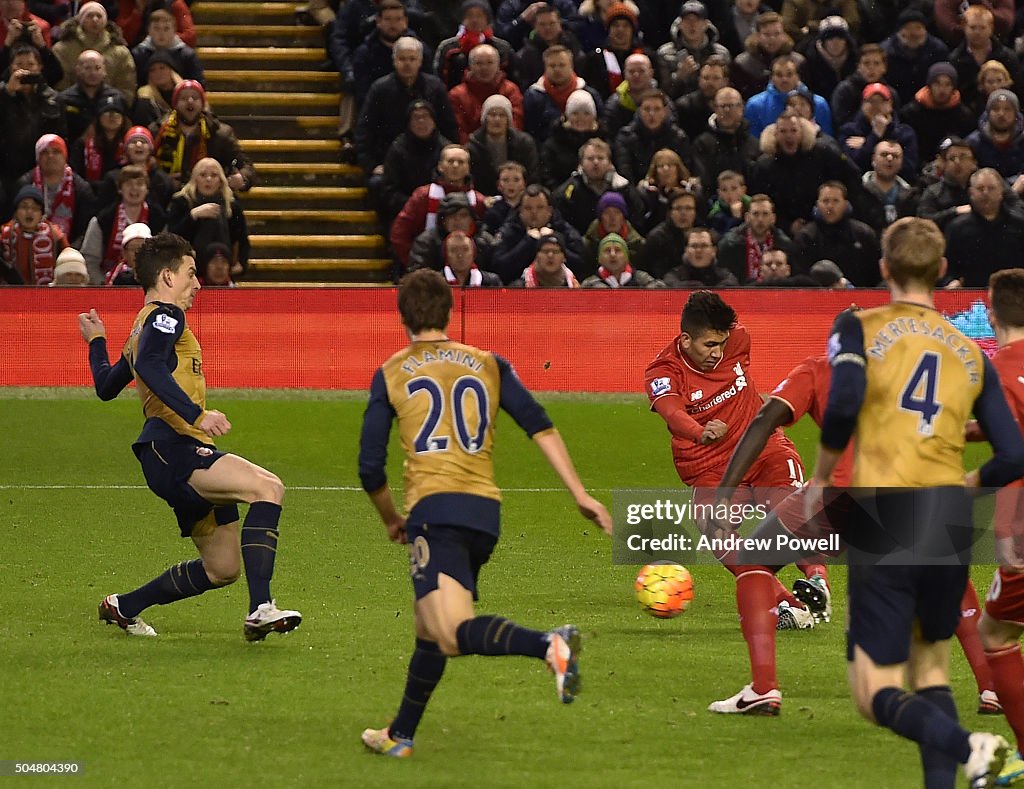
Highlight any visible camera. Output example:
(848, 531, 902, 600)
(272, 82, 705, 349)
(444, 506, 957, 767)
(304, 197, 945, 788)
(17, 23, 37, 42)
(20, 72, 46, 86)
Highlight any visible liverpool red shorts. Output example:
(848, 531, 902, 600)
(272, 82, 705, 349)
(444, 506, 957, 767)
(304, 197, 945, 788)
(985, 567, 1024, 626)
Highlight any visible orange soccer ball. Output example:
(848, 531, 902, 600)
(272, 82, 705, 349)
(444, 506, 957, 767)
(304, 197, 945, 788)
(634, 563, 694, 619)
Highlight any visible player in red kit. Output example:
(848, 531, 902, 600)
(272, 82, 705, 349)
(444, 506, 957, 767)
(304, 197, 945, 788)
(977, 269, 1024, 785)
(644, 291, 820, 639)
(707, 349, 998, 715)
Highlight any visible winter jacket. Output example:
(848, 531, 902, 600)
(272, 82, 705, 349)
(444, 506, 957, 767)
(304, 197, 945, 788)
(490, 211, 585, 282)
(744, 80, 833, 138)
(717, 223, 795, 283)
(539, 121, 608, 190)
(881, 33, 950, 114)
(838, 112, 920, 181)
(899, 88, 977, 162)
(435, 33, 515, 90)
(53, 20, 136, 102)
(466, 126, 540, 196)
(449, 73, 524, 143)
(656, 18, 731, 99)
(613, 117, 704, 186)
(792, 215, 881, 286)
(662, 259, 738, 288)
(523, 76, 601, 143)
(945, 206, 1024, 286)
(131, 36, 204, 86)
(693, 116, 761, 185)
(379, 128, 452, 220)
(389, 180, 488, 267)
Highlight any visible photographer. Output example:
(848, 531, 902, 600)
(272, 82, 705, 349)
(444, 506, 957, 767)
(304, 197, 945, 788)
(0, 0, 62, 85)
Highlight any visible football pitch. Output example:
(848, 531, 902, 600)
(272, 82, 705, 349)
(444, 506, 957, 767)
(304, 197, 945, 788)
(1, 389, 1002, 788)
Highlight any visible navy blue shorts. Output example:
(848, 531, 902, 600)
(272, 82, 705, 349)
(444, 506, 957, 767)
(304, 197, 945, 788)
(406, 523, 497, 602)
(134, 438, 240, 538)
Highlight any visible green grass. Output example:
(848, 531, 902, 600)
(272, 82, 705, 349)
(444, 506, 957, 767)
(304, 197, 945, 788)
(0, 392, 1004, 788)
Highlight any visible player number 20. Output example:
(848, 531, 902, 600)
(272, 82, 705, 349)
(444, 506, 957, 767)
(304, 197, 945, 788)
(898, 352, 942, 435)
(407, 376, 489, 454)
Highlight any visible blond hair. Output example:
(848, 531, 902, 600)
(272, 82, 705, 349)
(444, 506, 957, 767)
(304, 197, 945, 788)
(881, 217, 944, 287)
(175, 157, 233, 219)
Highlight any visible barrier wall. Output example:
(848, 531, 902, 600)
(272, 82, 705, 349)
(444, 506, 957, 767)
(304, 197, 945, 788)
(0, 288, 994, 392)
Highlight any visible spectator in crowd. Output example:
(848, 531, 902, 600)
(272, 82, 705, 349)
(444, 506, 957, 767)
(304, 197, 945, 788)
(945, 167, 1024, 287)
(693, 86, 761, 185)
(509, 231, 581, 287)
(831, 44, 897, 129)
(497, 0, 581, 52)
(900, 61, 977, 162)
(378, 100, 451, 221)
(104, 220, 149, 285)
(730, 11, 798, 101)
(719, 0, 769, 58)
(482, 160, 527, 232)
(881, 9, 950, 110)
(792, 180, 881, 286)
(151, 79, 256, 193)
(0, 0, 60, 87)
(576, 0, 625, 51)
(130, 4, 202, 86)
(917, 136, 986, 229)
(968, 89, 1024, 181)
(511, 3, 583, 91)
(674, 54, 728, 140)
(662, 226, 737, 287)
(435, 0, 514, 90)
(351, 0, 431, 106)
(466, 93, 538, 195)
(749, 246, 819, 285)
(389, 144, 486, 269)
(70, 92, 131, 190)
(838, 82, 919, 181)
(745, 53, 831, 138)
(1, 44, 65, 201)
(524, 45, 600, 142)
(578, 1, 653, 101)
(117, 0, 195, 48)
(799, 15, 856, 104)
(81, 164, 166, 284)
(601, 51, 655, 139)
(15, 133, 93, 245)
(780, 0, 859, 45)
(167, 157, 250, 278)
(131, 50, 180, 127)
(53, 2, 135, 101)
(540, 87, 606, 188)
(783, 83, 831, 142)
(554, 136, 641, 234)
(706, 169, 750, 235)
(354, 37, 459, 187)
(717, 192, 794, 283)
(449, 43, 524, 143)
(581, 231, 663, 287)
(656, 1, 731, 100)
(491, 182, 584, 282)
(50, 246, 89, 286)
(614, 88, 702, 186)
(582, 189, 644, 269)
(57, 49, 120, 144)
(949, 5, 1020, 112)
(639, 186, 697, 278)
(408, 190, 494, 271)
(859, 139, 917, 230)
(935, 0, 1013, 48)
(198, 241, 235, 287)
(440, 229, 501, 286)
(0, 184, 67, 284)
(635, 147, 697, 229)
(94, 125, 174, 211)
(807, 257, 853, 288)
(749, 109, 860, 235)
(972, 59, 1015, 118)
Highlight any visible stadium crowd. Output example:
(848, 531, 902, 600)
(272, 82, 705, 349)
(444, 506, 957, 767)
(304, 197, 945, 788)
(6, 0, 1024, 288)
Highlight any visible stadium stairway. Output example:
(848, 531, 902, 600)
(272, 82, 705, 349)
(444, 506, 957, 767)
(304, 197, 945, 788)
(192, 0, 390, 284)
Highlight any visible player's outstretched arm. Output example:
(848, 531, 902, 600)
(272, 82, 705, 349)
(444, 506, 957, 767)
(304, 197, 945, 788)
(716, 398, 793, 499)
(78, 309, 133, 400)
(532, 430, 612, 534)
(366, 485, 408, 544)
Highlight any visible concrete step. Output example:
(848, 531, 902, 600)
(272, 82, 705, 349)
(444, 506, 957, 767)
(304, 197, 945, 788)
(192, 2, 301, 21)
(209, 90, 339, 114)
(247, 257, 392, 283)
(250, 233, 385, 255)
(222, 114, 337, 139)
(244, 138, 340, 162)
(245, 208, 378, 234)
(197, 46, 322, 69)
(205, 68, 338, 92)
(235, 281, 387, 288)
(251, 161, 361, 186)
(196, 23, 322, 46)
(243, 186, 367, 209)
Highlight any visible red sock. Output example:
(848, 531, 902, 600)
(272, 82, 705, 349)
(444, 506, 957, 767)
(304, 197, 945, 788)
(987, 644, 1024, 753)
(737, 570, 778, 694)
(957, 580, 995, 694)
(797, 560, 828, 581)
(723, 556, 800, 609)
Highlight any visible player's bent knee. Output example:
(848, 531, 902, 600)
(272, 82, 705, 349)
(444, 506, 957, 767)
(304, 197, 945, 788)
(256, 472, 285, 504)
(434, 630, 462, 657)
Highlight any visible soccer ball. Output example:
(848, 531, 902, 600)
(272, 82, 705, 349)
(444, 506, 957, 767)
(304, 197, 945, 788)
(635, 563, 694, 619)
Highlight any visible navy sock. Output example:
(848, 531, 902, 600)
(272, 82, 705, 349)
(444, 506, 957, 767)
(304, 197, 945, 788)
(390, 639, 446, 742)
(117, 559, 216, 618)
(916, 686, 961, 789)
(454, 615, 548, 658)
(872, 687, 972, 765)
(241, 501, 281, 612)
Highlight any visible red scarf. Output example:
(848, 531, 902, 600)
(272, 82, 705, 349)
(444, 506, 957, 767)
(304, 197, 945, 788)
(457, 24, 492, 55)
(543, 74, 579, 113)
(1, 220, 61, 285)
(33, 165, 76, 239)
(425, 182, 477, 230)
(597, 263, 633, 287)
(84, 135, 125, 182)
(521, 262, 579, 288)
(444, 264, 483, 286)
(102, 201, 148, 278)
(744, 228, 773, 282)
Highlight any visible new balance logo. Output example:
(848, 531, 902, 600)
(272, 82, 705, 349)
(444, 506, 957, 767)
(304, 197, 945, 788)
(690, 389, 703, 401)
